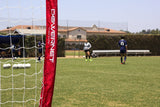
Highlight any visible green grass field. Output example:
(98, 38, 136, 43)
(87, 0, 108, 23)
(0, 59, 43, 107)
(0, 56, 160, 107)
(65, 50, 85, 56)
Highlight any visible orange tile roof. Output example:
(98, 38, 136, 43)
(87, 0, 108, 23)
(87, 30, 125, 34)
(0, 25, 43, 32)
(0, 25, 126, 34)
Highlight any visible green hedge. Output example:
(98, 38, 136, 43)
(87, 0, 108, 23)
(57, 38, 65, 57)
(0, 35, 65, 57)
(17, 36, 65, 57)
(87, 35, 160, 55)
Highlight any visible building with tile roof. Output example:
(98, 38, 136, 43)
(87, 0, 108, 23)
(0, 24, 126, 44)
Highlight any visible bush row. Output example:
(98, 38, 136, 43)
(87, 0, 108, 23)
(0, 35, 65, 57)
(25, 36, 65, 57)
(87, 34, 160, 55)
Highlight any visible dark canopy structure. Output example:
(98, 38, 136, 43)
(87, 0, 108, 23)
(0, 35, 22, 44)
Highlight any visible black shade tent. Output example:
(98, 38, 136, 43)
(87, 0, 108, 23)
(0, 35, 22, 44)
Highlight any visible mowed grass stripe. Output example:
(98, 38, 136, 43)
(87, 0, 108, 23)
(54, 57, 160, 107)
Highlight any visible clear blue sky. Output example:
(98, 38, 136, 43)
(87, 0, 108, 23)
(58, 0, 160, 32)
(0, 0, 160, 32)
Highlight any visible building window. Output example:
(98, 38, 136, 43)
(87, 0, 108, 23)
(58, 35, 61, 38)
(77, 35, 81, 39)
(7, 27, 12, 29)
(106, 29, 110, 32)
(63, 35, 66, 38)
(27, 27, 31, 29)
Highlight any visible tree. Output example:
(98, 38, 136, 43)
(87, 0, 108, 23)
(136, 28, 160, 34)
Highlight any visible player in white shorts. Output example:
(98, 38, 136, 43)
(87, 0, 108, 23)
(83, 41, 92, 61)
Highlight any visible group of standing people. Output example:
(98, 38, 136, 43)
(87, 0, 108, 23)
(83, 36, 127, 64)
(9, 41, 44, 61)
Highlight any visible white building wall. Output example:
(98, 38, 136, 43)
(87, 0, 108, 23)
(58, 32, 68, 38)
(69, 28, 86, 40)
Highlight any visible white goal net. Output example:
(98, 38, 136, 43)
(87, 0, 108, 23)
(0, 0, 46, 106)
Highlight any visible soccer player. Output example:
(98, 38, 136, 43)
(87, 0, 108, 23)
(17, 45, 21, 58)
(37, 41, 42, 62)
(10, 44, 16, 59)
(118, 36, 127, 64)
(83, 41, 92, 61)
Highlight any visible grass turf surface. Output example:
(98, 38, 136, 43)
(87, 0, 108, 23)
(54, 56, 160, 107)
(0, 56, 160, 107)
(65, 50, 85, 56)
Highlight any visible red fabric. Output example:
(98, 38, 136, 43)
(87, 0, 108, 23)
(39, 0, 58, 107)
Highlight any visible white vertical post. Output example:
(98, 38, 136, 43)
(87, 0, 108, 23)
(7, 0, 14, 107)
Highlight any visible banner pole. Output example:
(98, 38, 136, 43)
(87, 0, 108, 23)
(39, 0, 58, 106)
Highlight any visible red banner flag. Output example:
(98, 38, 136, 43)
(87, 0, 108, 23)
(39, 0, 58, 106)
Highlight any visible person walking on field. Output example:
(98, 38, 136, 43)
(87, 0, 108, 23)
(17, 45, 21, 58)
(37, 41, 42, 62)
(118, 36, 127, 64)
(83, 41, 92, 61)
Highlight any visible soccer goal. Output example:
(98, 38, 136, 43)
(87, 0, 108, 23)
(0, 0, 58, 107)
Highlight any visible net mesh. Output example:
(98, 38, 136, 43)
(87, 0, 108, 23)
(0, 0, 45, 106)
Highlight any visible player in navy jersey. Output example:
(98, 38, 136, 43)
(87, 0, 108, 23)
(37, 41, 42, 62)
(118, 36, 127, 64)
(83, 41, 92, 61)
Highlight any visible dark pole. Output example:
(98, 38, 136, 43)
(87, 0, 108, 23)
(78, 39, 80, 57)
